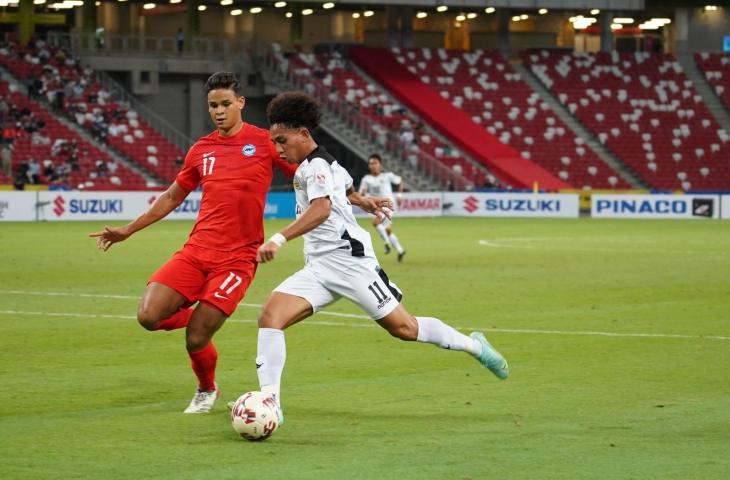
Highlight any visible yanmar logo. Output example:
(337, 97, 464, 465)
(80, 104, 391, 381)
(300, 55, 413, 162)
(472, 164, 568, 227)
(463, 195, 479, 213)
(53, 195, 66, 217)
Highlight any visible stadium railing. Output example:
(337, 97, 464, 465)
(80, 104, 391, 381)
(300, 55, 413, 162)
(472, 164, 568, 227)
(264, 55, 474, 191)
(46, 32, 252, 61)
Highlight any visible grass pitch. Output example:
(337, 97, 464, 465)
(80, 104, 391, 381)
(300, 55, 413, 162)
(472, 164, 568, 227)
(1, 218, 729, 479)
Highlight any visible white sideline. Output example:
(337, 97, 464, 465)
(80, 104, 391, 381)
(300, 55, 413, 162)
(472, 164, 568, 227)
(477, 239, 730, 256)
(0, 308, 728, 340)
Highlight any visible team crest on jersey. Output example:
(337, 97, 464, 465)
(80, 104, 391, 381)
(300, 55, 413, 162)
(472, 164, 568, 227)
(315, 173, 327, 185)
(242, 144, 256, 157)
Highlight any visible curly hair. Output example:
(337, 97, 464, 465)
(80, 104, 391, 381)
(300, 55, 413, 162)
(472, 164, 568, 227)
(205, 71, 243, 96)
(266, 92, 321, 131)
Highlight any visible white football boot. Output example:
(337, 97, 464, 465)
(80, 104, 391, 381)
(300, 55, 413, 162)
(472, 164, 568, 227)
(183, 382, 220, 413)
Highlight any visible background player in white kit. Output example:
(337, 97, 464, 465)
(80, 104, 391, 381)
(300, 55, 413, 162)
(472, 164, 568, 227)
(359, 154, 407, 261)
(251, 92, 509, 416)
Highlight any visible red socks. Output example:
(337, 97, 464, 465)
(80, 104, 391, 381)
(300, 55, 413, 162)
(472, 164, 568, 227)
(188, 342, 217, 392)
(154, 308, 193, 331)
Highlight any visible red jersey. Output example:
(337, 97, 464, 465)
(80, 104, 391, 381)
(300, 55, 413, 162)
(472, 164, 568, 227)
(175, 123, 296, 256)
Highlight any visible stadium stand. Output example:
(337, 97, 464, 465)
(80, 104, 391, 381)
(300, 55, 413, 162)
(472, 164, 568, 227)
(349, 46, 571, 190)
(525, 50, 730, 191)
(279, 50, 492, 189)
(0, 79, 147, 190)
(0, 38, 183, 184)
(694, 53, 730, 113)
(391, 47, 630, 190)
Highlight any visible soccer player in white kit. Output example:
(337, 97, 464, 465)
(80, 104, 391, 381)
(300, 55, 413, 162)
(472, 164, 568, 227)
(252, 92, 509, 417)
(359, 154, 407, 261)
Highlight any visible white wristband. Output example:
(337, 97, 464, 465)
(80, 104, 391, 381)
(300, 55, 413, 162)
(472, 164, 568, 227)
(269, 232, 287, 247)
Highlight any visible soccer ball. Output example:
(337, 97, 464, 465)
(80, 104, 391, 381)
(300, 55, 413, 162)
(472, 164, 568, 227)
(230, 391, 281, 441)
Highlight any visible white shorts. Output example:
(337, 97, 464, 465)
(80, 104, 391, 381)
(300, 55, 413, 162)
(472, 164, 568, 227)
(274, 251, 402, 320)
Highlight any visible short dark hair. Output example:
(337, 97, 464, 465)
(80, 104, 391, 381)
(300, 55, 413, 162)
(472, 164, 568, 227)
(266, 91, 321, 131)
(205, 71, 243, 96)
(368, 153, 382, 163)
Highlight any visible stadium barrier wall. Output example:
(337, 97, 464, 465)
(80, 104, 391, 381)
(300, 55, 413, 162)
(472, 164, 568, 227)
(591, 194, 721, 220)
(3, 191, 728, 221)
(442, 192, 580, 218)
(0, 191, 296, 222)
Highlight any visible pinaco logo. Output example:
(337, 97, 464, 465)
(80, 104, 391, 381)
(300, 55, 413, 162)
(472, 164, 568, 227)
(53, 195, 66, 217)
(463, 195, 479, 213)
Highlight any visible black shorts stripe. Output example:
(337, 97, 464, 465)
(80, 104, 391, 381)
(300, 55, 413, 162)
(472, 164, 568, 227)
(340, 230, 365, 257)
(377, 268, 403, 302)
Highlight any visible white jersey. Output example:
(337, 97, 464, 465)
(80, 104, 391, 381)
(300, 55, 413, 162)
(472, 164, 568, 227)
(359, 172, 402, 206)
(293, 146, 375, 259)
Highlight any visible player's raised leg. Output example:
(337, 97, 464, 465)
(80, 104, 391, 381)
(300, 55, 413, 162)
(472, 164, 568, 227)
(183, 302, 228, 413)
(376, 304, 509, 379)
(256, 292, 314, 410)
(136, 282, 193, 331)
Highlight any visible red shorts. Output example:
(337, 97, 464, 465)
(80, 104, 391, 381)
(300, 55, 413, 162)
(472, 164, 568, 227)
(149, 243, 258, 316)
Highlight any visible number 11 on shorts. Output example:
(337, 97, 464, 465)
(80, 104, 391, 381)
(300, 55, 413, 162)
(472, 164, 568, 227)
(219, 272, 242, 295)
(368, 281, 388, 303)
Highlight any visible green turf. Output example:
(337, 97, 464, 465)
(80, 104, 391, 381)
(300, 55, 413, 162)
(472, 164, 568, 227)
(1, 218, 729, 479)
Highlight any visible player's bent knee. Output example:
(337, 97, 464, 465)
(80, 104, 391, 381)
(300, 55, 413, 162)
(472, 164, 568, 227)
(137, 307, 162, 330)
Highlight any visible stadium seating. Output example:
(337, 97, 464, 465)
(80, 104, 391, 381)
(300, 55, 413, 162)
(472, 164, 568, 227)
(349, 47, 571, 190)
(0, 80, 147, 190)
(0, 40, 183, 183)
(281, 51, 492, 188)
(695, 52, 730, 112)
(393, 47, 629, 190)
(525, 50, 730, 190)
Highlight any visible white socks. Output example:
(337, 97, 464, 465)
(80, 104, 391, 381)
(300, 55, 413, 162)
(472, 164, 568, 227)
(416, 316, 481, 356)
(256, 328, 286, 408)
(389, 233, 405, 254)
(375, 223, 390, 244)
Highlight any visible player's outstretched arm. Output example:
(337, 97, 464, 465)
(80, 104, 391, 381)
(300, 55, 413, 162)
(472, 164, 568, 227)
(347, 187, 392, 220)
(256, 196, 332, 264)
(88, 182, 190, 251)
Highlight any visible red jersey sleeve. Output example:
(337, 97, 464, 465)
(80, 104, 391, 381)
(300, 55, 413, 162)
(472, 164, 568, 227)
(175, 144, 201, 191)
(270, 141, 298, 178)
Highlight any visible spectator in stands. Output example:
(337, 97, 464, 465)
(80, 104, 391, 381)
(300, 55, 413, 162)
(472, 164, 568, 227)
(2, 123, 18, 144)
(176, 28, 184, 54)
(24, 75, 37, 100)
(174, 155, 183, 167)
(107, 159, 118, 175)
(56, 160, 71, 182)
(27, 157, 40, 184)
(13, 168, 26, 191)
(1, 143, 11, 176)
(31, 130, 50, 146)
(42, 159, 55, 181)
(94, 159, 108, 178)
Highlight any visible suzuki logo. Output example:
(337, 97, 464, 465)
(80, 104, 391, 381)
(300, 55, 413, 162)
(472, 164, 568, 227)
(463, 195, 479, 213)
(53, 195, 65, 217)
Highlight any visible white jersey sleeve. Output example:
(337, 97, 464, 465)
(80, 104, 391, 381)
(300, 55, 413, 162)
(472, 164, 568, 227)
(387, 172, 402, 186)
(303, 157, 335, 201)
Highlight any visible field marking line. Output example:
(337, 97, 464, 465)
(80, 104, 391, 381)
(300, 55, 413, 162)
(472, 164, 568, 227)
(1, 308, 728, 341)
(477, 239, 730, 256)
(0, 290, 367, 319)
(0, 309, 375, 329)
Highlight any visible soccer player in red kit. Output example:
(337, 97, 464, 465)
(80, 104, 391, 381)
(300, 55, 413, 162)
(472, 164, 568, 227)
(89, 72, 297, 413)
